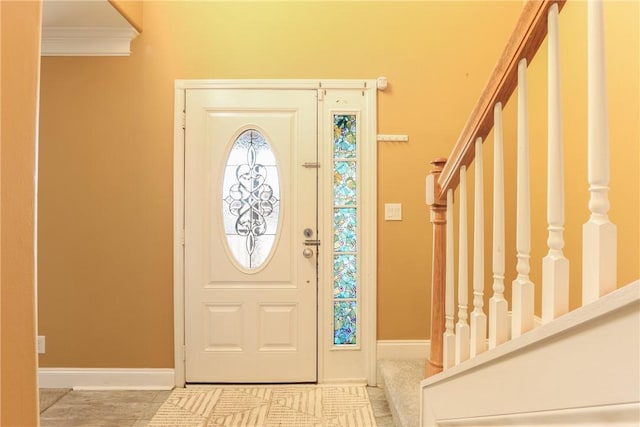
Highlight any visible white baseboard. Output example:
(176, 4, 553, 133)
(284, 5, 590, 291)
(39, 368, 175, 390)
(376, 340, 430, 360)
(318, 378, 369, 385)
(375, 319, 544, 362)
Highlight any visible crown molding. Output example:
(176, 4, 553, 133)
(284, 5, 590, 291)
(41, 26, 139, 56)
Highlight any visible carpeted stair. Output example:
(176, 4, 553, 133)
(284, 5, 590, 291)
(378, 359, 424, 427)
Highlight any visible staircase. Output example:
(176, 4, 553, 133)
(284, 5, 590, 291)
(378, 359, 422, 427)
(417, 0, 639, 425)
(380, 280, 639, 426)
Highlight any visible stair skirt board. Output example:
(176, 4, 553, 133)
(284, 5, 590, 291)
(430, 402, 640, 427)
(421, 281, 640, 427)
(38, 368, 175, 390)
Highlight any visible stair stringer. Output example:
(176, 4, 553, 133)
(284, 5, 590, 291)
(420, 281, 639, 427)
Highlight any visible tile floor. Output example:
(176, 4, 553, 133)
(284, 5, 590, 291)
(39, 389, 172, 426)
(365, 386, 395, 427)
(39, 386, 395, 427)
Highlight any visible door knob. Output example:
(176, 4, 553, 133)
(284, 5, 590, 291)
(302, 247, 314, 259)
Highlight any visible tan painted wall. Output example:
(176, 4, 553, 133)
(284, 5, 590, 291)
(38, 1, 638, 369)
(1, 1, 3, 418)
(1, 0, 41, 424)
(1, 1, 3, 416)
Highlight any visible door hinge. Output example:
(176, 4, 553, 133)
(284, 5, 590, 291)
(181, 110, 186, 130)
(317, 89, 325, 101)
(181, 229, 185, 246)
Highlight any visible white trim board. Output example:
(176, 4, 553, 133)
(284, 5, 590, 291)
(38, 368, 175, 390)
(377, 340, 431, 360)
(175, 79, 374, 90)
(374, 316, 543, 362)
(421, 281, 640, 426)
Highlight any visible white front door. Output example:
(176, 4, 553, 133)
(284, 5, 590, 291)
(184, 89, 318, 383)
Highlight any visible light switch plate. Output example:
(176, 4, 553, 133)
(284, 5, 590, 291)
(384, 203, 402, 221)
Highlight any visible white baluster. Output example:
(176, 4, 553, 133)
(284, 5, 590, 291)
(455, 166, 470, 364)
(489, 103, 508, 348)
(583, 0, 617, 305)
(443, 189, 456, 369)
(471, 138, 487, 356)
(543, 3, 569, 323)
(512, 58, 535, 338)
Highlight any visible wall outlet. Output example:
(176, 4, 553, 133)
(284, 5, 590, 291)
(37, 336, 45, 354)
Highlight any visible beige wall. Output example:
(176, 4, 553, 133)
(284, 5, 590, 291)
(1, 0, 41, 424)
(38, 1, 638, 369)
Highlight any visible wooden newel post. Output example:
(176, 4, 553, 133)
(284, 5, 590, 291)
(425, 158, 447, 378)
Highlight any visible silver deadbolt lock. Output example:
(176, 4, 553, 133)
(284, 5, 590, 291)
(303, 228, 314, 238)
(302, 247, 314, 259)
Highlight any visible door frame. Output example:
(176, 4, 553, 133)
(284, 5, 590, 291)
(173, 80, 378, 387)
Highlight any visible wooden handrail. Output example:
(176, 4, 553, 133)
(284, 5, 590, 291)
(437, 0, 566, 198)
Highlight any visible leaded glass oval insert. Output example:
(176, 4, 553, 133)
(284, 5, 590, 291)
(222, 129, 280, 270)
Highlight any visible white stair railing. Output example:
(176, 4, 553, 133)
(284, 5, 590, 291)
(443, 189, 455, 370)
(583, 0, 617, 305)
(489, 102, 508, 349)
(455, 166, 470, 364)
(470, 138, 487, 357)
(542, 2, 569, 324)
(511, 58, 535, 339)
(426, 0, 629, 377)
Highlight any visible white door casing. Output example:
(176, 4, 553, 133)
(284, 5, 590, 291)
(174, 80, 378, 386)
(184, 89, 318, 382)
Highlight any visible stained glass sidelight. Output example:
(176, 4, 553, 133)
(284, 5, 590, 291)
(333, 208, 357, 253)
(333, 115, 357, 159)
(222, 129, 280, 270)
(333, 255, 357, 299)
(334, 161, 357, 206)
(334, 301, 357, 345)
(332, 114, 358, 346)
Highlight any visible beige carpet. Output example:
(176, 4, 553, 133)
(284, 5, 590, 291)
(148, 384, 377, 427)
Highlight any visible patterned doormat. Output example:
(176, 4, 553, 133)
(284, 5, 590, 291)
(148, 384, 377, 427)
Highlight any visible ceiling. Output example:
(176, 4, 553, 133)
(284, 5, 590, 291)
(42, 0, 131, 29)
